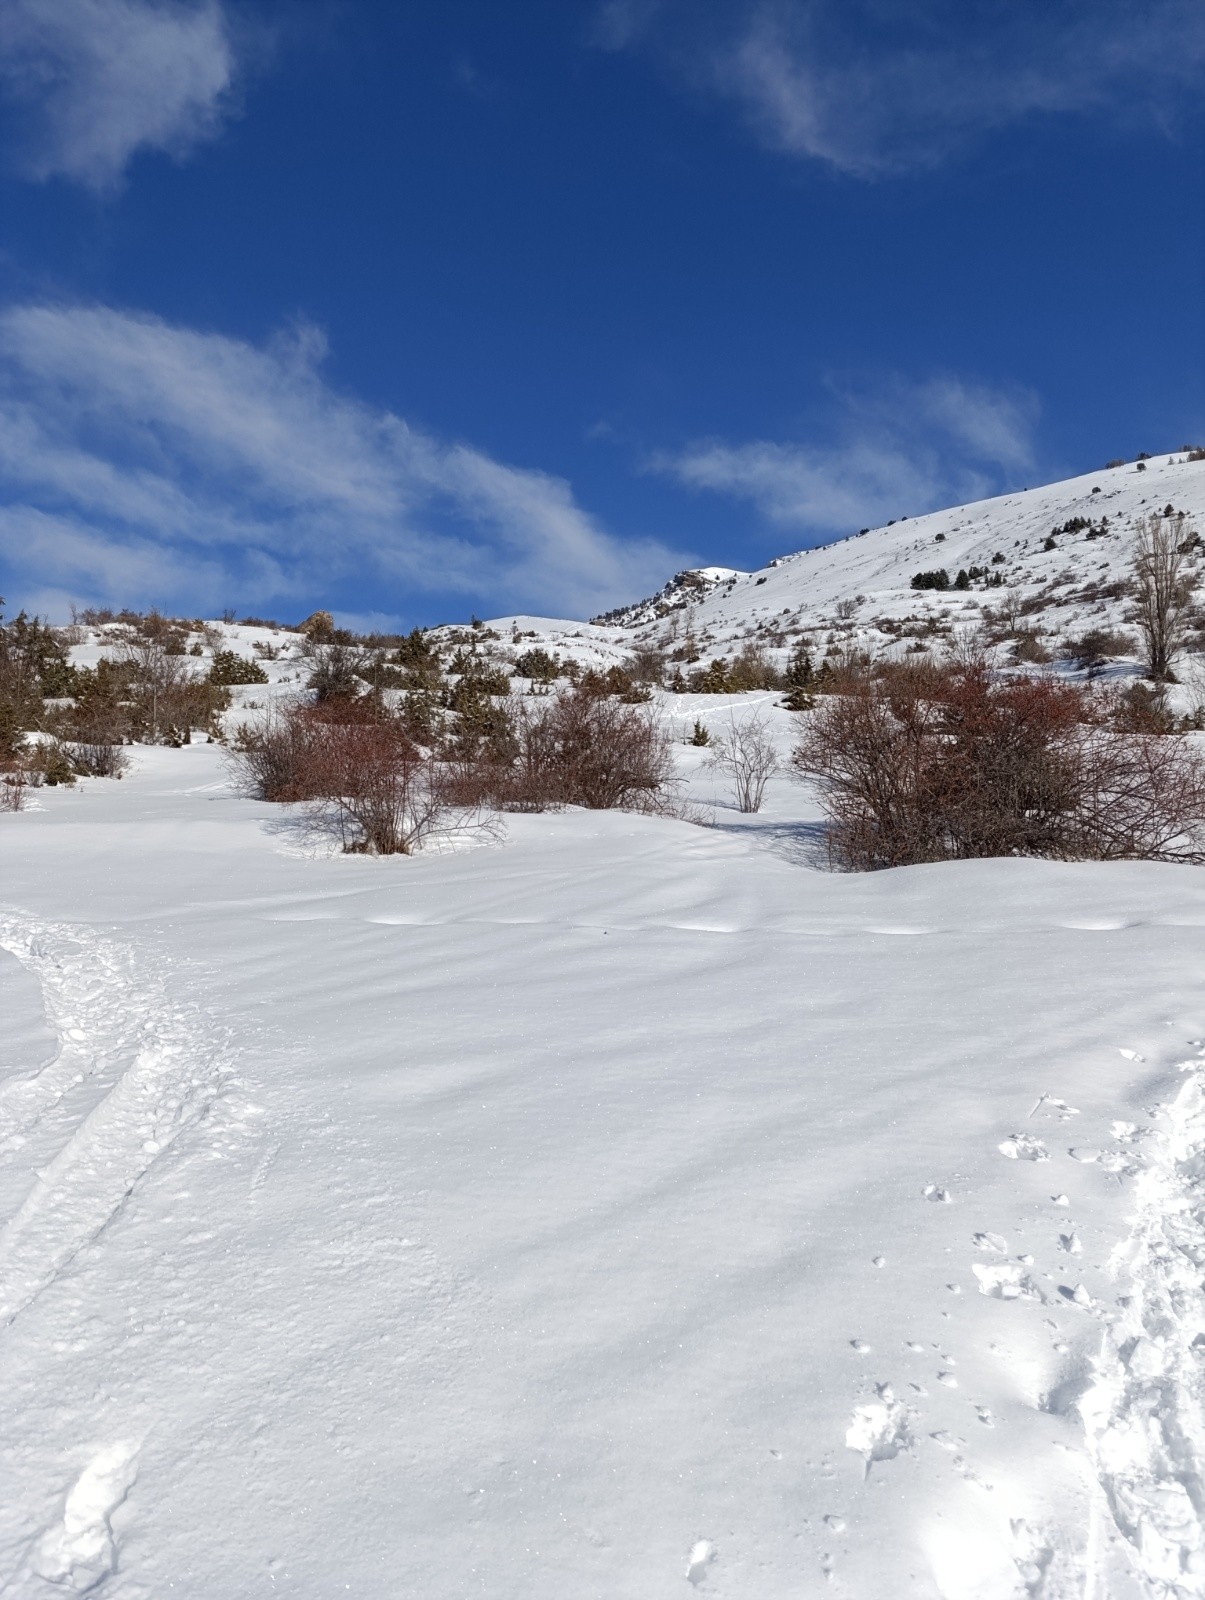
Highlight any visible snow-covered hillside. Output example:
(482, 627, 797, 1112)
(478, 453, 1205, 678)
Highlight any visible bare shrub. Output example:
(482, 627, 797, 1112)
(229, 705, 327, 802)
(626, 642, 667, 685)
(1106, 681, 1174, 735)
(540, 686, 672, 809)
(69, 741, 128, 778)
(311, 721, 444, 854)
(446, 685, 672, 812)
(1069, 733, 1205, 862)
(230, 703, 448, 854)
(1012, 630, 1051, 665)
(793, 660, 1205, 868)
(998, 586, 1025, 633)
(114, 635, 225, 741)
(1058, 628, 1136, 679)
(707, 712, 779, 813)
(305, 642, 366, 702)
(1, 770, 26, 811)
(816, 647, 873, 695)
(1132, 511, 1194, 680)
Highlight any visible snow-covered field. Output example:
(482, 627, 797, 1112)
(5, 718, 1205, 1598)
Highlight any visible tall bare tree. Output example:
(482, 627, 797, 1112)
(707, 711, 779, 813)
(1132, 512, 1194, 681)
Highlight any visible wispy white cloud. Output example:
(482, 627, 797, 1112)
(650, 374, 1039, 537)
(0, 302, 690, 620)
(602, 0, 1205, 176)
(591, 0, 665, 52)
(0, 0, 237, 187)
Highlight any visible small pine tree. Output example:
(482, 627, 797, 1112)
(689, 720, 711, 746)
(209, 650, 269, 686)
(782, 641, 815, 710)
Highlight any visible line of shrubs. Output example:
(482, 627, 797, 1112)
(228, 681, 678, 853)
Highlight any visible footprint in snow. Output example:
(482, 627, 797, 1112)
(973, 1231, 1009, 1254)
(923, 1184, 952, 1203)
(1011, 1519, 1055, 1595)
(973, 1262, 1044, 1302)
(845, 1400, 911, 1474)
(33, 1441, 140, 1591)
(999, 1134, 1049, 1161)
(1029, 1094, 1080, 1120)
(1056, 1284, 1094, 1308)
(685, 1540, 715, 1586)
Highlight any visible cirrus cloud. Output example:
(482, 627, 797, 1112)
(0, 0, 237, 188)
(649, 374, 1040, 538)
(599, 0, 1205, 177)
(0, 302, 690, 623)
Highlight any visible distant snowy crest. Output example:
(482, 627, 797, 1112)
(592, 565, 750, 628)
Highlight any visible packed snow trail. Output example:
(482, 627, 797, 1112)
(0, 914, 236, 1326)
(1078, 1052, 1205, 1597)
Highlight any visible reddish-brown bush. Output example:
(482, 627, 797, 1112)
(311, 720, 442, 855)
(230, 705, 325, 802)
(543, 687, 672, 809)
(794, 661, 1205, 868)
(231, 702, 444, 853)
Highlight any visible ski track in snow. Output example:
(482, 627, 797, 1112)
(1078, 1053, 1205, 1598)
(0, 912, 237, 1329)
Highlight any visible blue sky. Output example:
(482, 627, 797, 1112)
(0, 0, 1202, 628)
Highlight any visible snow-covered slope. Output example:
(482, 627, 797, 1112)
(4, 735, 1205, 1597)
(486, 453, 1205, 673)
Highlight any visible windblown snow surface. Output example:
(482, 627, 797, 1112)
(5, 716, 1205, 1599)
